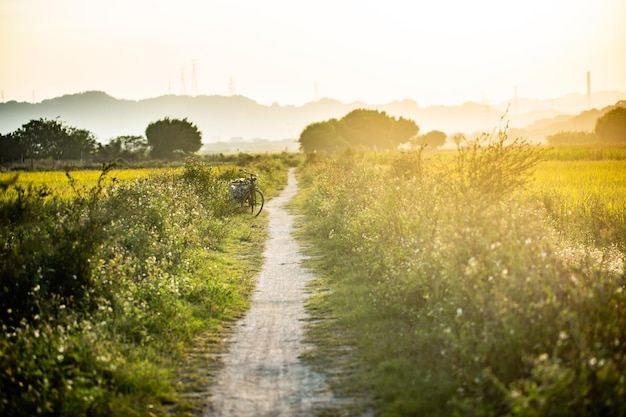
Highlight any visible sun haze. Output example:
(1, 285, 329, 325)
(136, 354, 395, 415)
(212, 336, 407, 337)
(1, 0, 625, 106)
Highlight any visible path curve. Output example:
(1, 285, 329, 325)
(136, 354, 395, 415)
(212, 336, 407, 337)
(205, 168, 334, 416)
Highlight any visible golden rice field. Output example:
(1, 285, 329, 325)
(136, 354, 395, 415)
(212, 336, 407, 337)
(531, 159, 626, 216)
(0, 168, 175, 201)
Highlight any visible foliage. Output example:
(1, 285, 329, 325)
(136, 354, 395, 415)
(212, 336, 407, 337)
(145, 117, 202, 160)
(296, 138, 625, 416)
(545, 131, 598, 146)
(595, 106, 626, 144)
(1, 165, 115, 328)
(413, 129, 447, 149)
(2, 118, 98, 167)
(451, 127, 543, 197)
(298, 109, 419, 153)
(0, 158, 288, 415)
(298, 119, 346, 153)
(97, 135, 149, 162)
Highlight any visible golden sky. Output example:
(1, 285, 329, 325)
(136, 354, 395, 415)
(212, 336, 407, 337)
(1, 0, 625, 106)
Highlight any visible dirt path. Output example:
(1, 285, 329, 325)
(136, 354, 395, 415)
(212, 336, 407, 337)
(204, 168, 336, 416)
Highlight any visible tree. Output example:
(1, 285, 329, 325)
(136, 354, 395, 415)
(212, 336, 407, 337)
(337, 109, 419, 151)
(10, 118, 98, 167)
(145, 117, 202, 159)
(337, 109, 395, 150)
(0, 133, 24, 163)
(413, 130, 447, 149)
(393, 116, 420, 145)
(546, 131, 597, 146)
(595, 107, 626, 144)
(451, 132, 465, 147)
(98, 135, 149, 161)
(298, 120, 346, 153)
(297, 109, 419, 153)
(64, 127, 98, 160)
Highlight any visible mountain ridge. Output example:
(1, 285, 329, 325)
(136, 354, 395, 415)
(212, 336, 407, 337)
(1, 90, 625, 144)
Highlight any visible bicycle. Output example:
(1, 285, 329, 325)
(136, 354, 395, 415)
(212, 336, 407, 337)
(229, 169, 264, 217)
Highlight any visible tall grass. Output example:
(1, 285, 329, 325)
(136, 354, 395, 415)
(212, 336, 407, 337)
(296, 136, 626, 416)
(0, 155, 292, 416)
(530, 159, 626, 251)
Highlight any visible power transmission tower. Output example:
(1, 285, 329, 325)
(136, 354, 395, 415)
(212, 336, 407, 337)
(180, 68, 186, 96)
(191, 60, 198, 96)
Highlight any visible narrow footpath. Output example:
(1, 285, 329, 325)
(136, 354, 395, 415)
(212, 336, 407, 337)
(204, 168, 335, 416)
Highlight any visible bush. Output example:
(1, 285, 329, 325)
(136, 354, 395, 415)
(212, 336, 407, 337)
(0, 157, 273, 415)
(297, 132, 625, 416)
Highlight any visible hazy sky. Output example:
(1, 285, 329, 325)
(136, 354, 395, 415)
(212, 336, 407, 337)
(1, 0, 625, 106)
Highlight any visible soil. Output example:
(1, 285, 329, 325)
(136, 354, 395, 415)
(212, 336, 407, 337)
(204, 168, 340, 416)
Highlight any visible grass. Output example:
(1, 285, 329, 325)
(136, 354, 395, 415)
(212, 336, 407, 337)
(294, 141, 626, 416)
(529, 158, 626, 250)
(0, 154, 296, 416)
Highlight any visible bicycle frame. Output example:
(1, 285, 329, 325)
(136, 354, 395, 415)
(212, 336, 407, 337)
(230, 169, 264, 216)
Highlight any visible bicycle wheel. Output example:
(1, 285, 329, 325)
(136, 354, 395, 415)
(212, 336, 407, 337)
(248, 189, 264, 216)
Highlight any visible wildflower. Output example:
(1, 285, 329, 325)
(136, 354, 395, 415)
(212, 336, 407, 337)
(456, 308, 463, 317)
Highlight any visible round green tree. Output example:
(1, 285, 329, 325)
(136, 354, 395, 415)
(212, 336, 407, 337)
(337, 109, 419, 150)
(298, 119, 346, 153)
(413, 130, 447, 149)
(146, 117, 202, 159)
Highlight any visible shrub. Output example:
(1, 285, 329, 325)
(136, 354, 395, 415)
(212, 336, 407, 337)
(0, 156, 276, 415)
(297, 134, 625, 416)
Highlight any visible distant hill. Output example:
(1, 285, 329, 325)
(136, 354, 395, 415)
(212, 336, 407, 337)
(507, 101, 626, 143)
(1, 90, 625, 146)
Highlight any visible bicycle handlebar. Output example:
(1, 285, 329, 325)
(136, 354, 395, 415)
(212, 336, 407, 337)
(239, 168, 257, 178)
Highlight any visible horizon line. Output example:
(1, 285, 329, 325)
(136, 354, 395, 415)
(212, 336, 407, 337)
(2, 88, 626, 108)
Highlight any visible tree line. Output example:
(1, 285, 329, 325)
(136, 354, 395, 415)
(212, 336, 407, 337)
(298, 108, 459, 153)
(546, 106, 626, 146)
(299, 106, 626, 153)
(0, 117, 202, 167)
